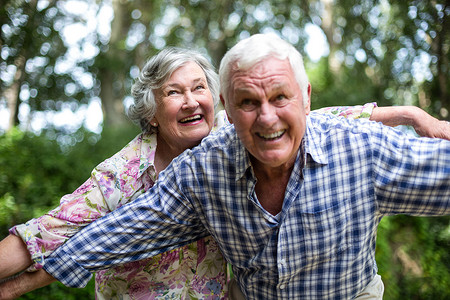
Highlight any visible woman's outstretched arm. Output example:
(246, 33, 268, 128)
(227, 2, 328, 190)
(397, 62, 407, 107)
(371, 106, 450, 140)
(0, 269, 55, 300)
(0, 235, 32, 279)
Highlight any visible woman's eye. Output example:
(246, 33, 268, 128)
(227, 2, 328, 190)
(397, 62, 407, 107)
(194, 85, 205, 91)
(168, 90, 178, 96)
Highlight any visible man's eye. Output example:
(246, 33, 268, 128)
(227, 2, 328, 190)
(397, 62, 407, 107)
(242, 99, 254, 106)
(240, 99, 257, 111)
(273, 94, 288, 106)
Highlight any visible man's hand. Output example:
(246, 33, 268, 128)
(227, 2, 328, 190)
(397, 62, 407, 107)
(371, 106, 450, 140)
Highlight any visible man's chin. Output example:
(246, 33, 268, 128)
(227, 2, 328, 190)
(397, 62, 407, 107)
(250, 151, 296, 169)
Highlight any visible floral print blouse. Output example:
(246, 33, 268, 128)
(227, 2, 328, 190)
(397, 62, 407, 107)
(10, 104, 376, 300)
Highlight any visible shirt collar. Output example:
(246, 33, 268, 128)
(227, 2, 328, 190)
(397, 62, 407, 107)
(137, 132, 158, 179)
(304, 114, 328, 165)
(229, 128, 251, 181)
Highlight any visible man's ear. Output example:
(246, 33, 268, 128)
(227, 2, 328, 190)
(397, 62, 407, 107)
(220, 94, 233, 124)
(304, 83, 312, 115)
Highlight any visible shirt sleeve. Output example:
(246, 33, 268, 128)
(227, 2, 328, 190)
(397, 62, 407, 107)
(9, 134, 149, 271)
(313, 102, 377, 119)
(370, 124, 450, 216)
(43, 159, 207, 288)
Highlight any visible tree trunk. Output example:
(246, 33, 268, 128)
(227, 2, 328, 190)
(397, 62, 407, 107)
(320, 0, 341, 74)
(98, 0, 131, 128)
(436, 11, 449, 117)
(5, 55, 25, 130)
(3, 0, 37, 131)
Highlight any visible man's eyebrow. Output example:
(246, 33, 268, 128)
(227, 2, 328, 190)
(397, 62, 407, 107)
(269, 81, 289, 90)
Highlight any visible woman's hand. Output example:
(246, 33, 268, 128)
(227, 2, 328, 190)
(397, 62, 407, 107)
(371, 106, 450, 140)
(0, 270, 56, 300)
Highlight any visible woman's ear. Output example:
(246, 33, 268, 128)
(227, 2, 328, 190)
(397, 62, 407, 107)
(150, 118, 158, 127)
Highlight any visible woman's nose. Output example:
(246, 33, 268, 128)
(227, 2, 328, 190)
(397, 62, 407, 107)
(182, 91, 199, 109)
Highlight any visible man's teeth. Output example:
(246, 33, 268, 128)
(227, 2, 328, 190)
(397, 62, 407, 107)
(259, 130, 285, 139)
(180, 115, 202, 123)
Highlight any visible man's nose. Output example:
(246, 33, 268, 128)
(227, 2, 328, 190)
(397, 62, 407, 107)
(257, 103, 277, 126)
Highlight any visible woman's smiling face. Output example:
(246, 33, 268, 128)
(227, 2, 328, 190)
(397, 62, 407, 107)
(153, 61, 215, 151)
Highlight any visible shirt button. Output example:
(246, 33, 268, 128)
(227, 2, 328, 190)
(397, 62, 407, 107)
(279, 284, 286, 289)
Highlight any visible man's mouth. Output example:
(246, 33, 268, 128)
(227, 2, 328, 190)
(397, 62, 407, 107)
(180, 114, 203, 124)
(256, 130, 285, 140)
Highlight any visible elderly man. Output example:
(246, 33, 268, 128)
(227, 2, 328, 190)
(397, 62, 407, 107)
(14, 34, 450, 299)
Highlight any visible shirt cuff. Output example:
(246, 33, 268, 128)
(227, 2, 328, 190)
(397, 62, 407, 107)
(43, 248, 93, 288)
(9, 224, 45, 271)
(359, 102, 377, 119)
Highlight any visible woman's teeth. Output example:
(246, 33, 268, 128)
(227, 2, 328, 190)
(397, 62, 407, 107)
(180, 115, 202, 123)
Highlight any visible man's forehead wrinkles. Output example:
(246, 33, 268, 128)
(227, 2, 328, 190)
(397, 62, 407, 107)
(233, 78, 288, 92)
(233, 72, 287, 84)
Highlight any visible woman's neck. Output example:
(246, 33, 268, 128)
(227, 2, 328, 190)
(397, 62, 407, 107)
(154, 134, 189, 174)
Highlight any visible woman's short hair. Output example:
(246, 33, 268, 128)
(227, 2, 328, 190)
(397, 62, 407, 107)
(219, 33, 309, 109)
(128, 47, 220, 133)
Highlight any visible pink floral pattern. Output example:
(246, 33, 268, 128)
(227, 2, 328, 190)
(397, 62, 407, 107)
(313, 102, 376, 120)
(10, 107, 375, 299)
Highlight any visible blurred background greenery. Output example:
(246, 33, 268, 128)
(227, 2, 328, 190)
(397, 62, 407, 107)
(1, 0, 449, 299)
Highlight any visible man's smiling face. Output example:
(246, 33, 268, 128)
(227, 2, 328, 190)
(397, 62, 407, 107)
(224, 56, 311, 170)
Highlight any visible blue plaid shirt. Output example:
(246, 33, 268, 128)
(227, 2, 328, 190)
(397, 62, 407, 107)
(44, 113, 450, 299)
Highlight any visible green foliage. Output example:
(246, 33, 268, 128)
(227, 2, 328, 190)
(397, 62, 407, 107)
(17, 279, 95, 300)
(0, 125, 139, 299)
(0, 125, 139, 236)
(376, 215, 450, 299)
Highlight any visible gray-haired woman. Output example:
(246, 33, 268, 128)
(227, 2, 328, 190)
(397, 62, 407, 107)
(2, 47, 230, 299)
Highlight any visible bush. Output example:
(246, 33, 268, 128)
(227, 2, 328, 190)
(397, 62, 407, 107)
(0, 125, 138, 299)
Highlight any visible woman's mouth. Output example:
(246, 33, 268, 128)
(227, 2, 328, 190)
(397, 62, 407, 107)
(180, 114, 203, 124)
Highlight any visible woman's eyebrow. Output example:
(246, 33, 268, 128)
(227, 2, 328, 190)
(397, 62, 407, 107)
(164, 77, 206, 89)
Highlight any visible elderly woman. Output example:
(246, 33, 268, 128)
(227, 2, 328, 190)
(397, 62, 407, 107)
(0, 47, 448, 300)
(1, 47, 229, 299)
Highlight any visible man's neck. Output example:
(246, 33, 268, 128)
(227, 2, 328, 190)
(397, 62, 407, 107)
(251, 156, 296, 216)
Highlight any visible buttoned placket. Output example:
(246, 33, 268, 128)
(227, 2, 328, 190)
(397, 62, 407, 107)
(276, 148, 305, 295)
